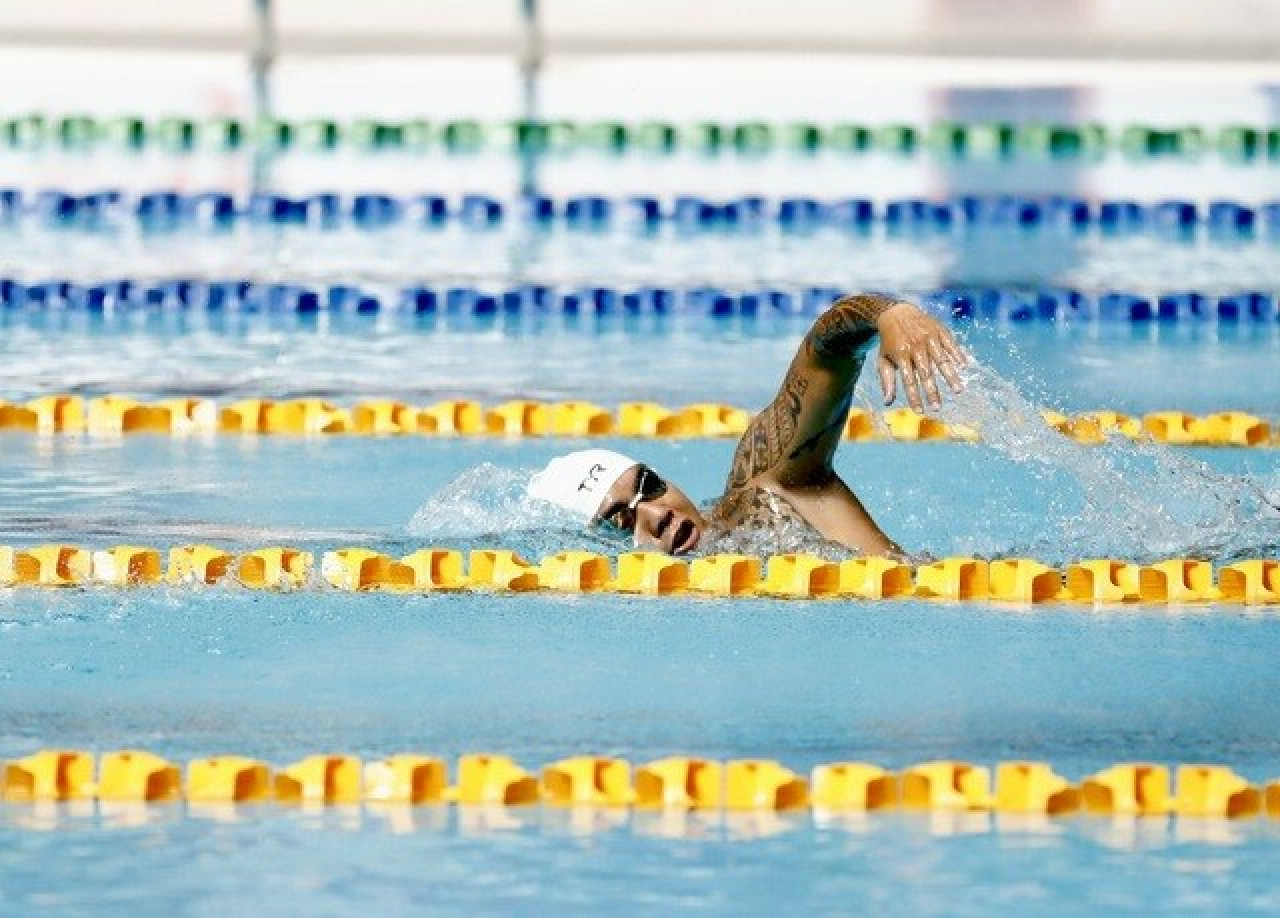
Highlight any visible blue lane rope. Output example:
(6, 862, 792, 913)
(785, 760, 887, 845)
(2, 189, 1278, 235)
(2, 278, 1279, 322)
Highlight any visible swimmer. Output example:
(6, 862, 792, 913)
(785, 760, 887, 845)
(527, 294, 966, 556)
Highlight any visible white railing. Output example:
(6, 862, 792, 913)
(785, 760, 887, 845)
(1, 0, 1279, 60)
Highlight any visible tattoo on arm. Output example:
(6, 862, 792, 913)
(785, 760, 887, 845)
(810, 294, 898, 360)
(726, 368, 809, 489)
(787, 396, 852, 460)
(724, 294, 898, 491)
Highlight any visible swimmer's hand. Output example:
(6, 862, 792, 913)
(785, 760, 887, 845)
(875, 303, 967, 412)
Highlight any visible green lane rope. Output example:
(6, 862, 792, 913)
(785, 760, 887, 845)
(3, 115, 1278, 159)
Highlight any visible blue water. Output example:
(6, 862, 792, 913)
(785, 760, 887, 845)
(3, 131, 1280, 914)
(1, 302, 1279, 918)
(6, 809, 1280, 916)
(1, 317, 1278, 415)
(5, 222, 1280, 292)
(0, 431, 1276, 560)
(7, 584, 1280, 771)
(5, 577, 1280, 914)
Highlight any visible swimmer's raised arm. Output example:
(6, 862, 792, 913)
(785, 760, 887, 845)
(532, 295, 963, 557)
(725, 294, 965, 493)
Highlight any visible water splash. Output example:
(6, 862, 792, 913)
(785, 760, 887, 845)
(698, 518, 851, 562)
(922, 360, 1280, 562)
(406, 463, 629, 557)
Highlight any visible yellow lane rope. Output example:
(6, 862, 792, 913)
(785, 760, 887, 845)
(3, 545, 1278, 604)
(1, 750, 1274, 818)
(0, 396, 1275, 446)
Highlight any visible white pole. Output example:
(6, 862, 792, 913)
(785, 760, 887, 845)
(250, 0, 276, 189)
(251, 0, 276, 122)
(518, 0, 542, 196)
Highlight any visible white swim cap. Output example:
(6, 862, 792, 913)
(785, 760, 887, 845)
(526, 449, 639, 522)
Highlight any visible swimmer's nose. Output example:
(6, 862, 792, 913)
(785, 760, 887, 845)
(633, 501, 674, 547)
(634, 501, 665, 540)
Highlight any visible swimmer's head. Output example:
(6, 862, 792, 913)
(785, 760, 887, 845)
(527, 449, 704, 555)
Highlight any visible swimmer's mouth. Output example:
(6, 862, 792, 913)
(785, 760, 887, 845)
(670, 518, 700, 555)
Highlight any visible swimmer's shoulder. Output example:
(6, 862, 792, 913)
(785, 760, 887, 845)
(708, 483, 811, 531)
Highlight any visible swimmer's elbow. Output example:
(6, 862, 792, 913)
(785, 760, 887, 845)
(806, 294, 891, 364)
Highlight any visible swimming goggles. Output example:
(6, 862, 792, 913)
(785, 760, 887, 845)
(598, 466, 668, 534)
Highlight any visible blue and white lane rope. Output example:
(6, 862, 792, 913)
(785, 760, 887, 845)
(3, 278, 1279, 322)
(2, 189, 1278, 235)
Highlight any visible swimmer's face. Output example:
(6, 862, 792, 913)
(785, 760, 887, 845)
(594, 464, 705, 555)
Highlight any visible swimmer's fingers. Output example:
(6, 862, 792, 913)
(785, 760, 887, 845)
(942, 331, 968, 368)
(900, 352, 925, 413)
(928, 338, 966, 394)
(915, 352, 943, 410)
(877, 353, 898, 406)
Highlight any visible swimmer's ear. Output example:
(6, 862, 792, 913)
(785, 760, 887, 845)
(877, 354, 897, 406)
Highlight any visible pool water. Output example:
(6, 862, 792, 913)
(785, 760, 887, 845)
(8, 808, 1280, 916)
(5, 530, 1280, 915)
(6, 220, 1280, 292)
(2, 400, 1280, 913)
(1, 316, 1279, 415)
(3, 93, 1280, 914)
(6, 586, 1280, 915)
